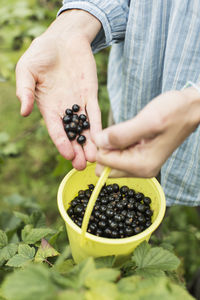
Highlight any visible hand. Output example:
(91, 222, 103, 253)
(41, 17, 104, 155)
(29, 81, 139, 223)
(16, 10, 102, 170)
(94, 89, 200, 178)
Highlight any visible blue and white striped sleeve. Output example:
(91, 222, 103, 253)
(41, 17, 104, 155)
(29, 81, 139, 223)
(57, 0, 129, 52)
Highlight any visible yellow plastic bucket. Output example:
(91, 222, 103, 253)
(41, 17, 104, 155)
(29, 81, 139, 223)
(57, 163, 166, 263)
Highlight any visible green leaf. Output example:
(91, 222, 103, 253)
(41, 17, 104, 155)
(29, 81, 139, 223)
(60, 258, 96, 289)
(94, 256, 116, 268)
(14, 211, 30, 224)
(85, 268, 120, 286)
(35, 239, 59, 263)
(2, 142, 19, 156)
(1, 264, 56, 300)
(0, 230, 8, 248)
(0, 211, 21, 232)
(0, 243, 18, 262)
(21, 225, 55, 244)
(85, 281, 119, 300)
(58, 290, 84, 300)
(54, 259, 74, 274)
(135, 268, 165, 277)
(30, 211, 46, 228)
(0, 132, 9, 145)
(133, 243, 180, 271)
(132, 241, 151, 264)
(6, 244, 35, 267)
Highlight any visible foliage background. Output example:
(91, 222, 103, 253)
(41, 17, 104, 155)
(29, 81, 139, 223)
(0, 0, 200, 299)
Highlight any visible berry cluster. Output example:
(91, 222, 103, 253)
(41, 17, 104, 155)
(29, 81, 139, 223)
(67, 183, 153, 239)
(63, 104, 90, 145)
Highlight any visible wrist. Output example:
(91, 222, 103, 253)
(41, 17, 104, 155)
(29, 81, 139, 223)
(45, 9, 101, 44)
(181, 87, 200, 126)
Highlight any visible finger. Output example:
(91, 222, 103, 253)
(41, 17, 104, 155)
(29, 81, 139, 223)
(96, 147, 147, 177)
(95, 163, 133, 178)
(43, 112, 74, 161)
(16, 62, 35, 117)
(86, 99, 102, 139)
(71, 140, 87, 170)
(94, 114, 157, 150)
(80, 102, 101, 162)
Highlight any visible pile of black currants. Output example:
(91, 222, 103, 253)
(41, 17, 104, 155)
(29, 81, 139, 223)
(63, 104, 90, 145)
(67, 183, 153, 239)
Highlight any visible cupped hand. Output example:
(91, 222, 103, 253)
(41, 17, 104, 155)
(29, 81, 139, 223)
(16, 10, 102, 170)
(94, 89, 200, 177)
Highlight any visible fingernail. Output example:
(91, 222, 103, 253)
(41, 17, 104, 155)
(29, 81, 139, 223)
(94, 132, 110, 149)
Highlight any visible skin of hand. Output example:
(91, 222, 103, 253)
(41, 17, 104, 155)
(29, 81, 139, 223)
(94, 88, 200, 178)
(16, 9, 102, 170)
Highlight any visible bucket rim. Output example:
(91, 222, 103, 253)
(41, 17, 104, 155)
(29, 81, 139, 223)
(57, 164, 166, 245)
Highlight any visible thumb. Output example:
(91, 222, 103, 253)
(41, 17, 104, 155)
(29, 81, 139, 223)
(16, 63, 35, 117)
(94, 115, 154, 150)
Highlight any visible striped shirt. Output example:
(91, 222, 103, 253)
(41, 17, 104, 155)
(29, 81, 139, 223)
(58, 0, 200, 206)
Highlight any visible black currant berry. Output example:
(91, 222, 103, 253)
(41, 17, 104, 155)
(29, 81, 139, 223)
(134, 192, 144, 202)
(106, 208, 114, 218)
(65, 108, 73, 116)
(82, 121, 90, 130)
(134, 226, 142, 234)
(72, 104, 80, 112)
(145, 209, 153, 217)
(106, 185, 113, 194)
(63, 115, 72, 124)
(74, 204, 84, 216)
(127, 189, 135, 197)
(71, 114, 79, 124)
(143, 197, 151, 205)
(79, 114, 87, 122)
(112, 183, 119, 193)
(67, 131, 76, 141)
(69, 121, 77, 132)
(64, 124, 70, 132)
(125, 226, 134, 236)
(111, 230, 118, 238)
(120, 186, 129, 194)
(77, 135, 86, 145)
(76, 125, 83, 134)
(88, 184, 94, 190)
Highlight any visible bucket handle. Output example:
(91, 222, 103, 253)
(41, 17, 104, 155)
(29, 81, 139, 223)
(80, 166, 111, 246)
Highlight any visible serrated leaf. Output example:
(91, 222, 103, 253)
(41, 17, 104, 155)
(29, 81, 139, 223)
(1, 264, 56, 300)
(21, 225, 54, 244)
(135, 268, 165, 277)
(35, 239, 59, 263)
(0, 243, 18, 262)
(14, 211, 30, 224)
(0, 230, 8, 248)
(18, 244, 35, 258)
(132, 241, 151, 263)
(133, 244, 180, 271)
(6, 244, 35, 267)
